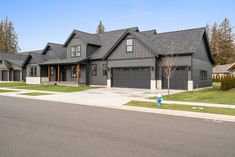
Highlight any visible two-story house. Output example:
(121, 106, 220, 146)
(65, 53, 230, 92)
(23, 26, 215, 90)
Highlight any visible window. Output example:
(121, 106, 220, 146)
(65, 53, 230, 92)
(71, 66, 77, 78)
(71, 45, 81, 57)
(29, 66, 37, 77)
(50, 66, 54, 75)
(126, 39, 133, 52)
(200, 70, 207, 80)
(91, 64, 97, 76)
(0, 60, 2, 64)
(102, 64, 107, 76)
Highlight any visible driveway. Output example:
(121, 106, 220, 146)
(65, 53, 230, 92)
(0, 87, 184, 107)
(31, 87, 184, 107)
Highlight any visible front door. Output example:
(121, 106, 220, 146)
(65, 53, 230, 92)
(61, 66, 66, 81)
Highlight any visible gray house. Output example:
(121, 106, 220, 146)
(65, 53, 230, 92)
(24, 27, 215, 90)
(0, 53, 30, 81)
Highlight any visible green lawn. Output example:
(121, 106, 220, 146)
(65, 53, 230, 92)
(0, 82, 26, 87)
(16, 85, 93, 92)
(164, 84, 235, 105)
(0, 89, 18, 93)
(126, 101, 235, 116)
(20, 92, 53, 96)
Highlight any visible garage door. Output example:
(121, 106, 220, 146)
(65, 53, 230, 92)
(2, 70, 8, 81)
(13, 70, 21, 81)
(112, 67, 150, 89)
(162, 66, 188, 90)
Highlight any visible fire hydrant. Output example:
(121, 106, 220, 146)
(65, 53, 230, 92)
(156, 93, 163, 107)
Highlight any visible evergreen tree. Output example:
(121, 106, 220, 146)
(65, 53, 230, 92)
(210, 22, 220, 63)
(96, 20, 105, 33)
(208, 18, 235, 65)
(218, 18, 235, 64)
(0, 17, 19, 53)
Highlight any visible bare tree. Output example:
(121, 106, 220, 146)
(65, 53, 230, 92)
(157, 43, 178, 95)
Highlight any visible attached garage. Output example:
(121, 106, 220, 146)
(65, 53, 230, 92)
(13, 70, 21, 81)
(162, 66, 188, 90)
(2, 70, 8, 81)
(112, 67, 151, 89)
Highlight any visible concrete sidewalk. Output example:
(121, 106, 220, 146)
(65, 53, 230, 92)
(118, 105, 235, 122)
(137, 99, 235, 108)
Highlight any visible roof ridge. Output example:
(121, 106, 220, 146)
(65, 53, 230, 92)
(74, 29, 96, 35)
(157, 27, 205, 35)
(95, 26, 138, 34)
(48, 42, 63, 46)
(141, 29, 156, 32)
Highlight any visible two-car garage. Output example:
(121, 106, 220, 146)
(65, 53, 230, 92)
(111, 66, 189, 90)
(111, 67, 151, 89)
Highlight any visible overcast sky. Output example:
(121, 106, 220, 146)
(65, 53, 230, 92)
(1, 0, 235, 52)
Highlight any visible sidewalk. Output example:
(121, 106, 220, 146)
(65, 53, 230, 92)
(118, 105, 235, 123)
(136, 98, 235, 109)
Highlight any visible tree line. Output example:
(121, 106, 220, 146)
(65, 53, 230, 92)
(206, 18, 235, 65)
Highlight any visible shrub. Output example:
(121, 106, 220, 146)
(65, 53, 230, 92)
(221, 76, 235, 90)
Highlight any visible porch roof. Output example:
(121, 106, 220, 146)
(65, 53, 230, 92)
(39, 58, 89, 65)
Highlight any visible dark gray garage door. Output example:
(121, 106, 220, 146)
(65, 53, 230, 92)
(13, 70, 21, 81)
(112, 67, 150, 89)
(2, 70, 8, 81)
(162, 66, 188, 90)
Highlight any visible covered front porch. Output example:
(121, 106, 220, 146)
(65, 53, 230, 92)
(40, 62, 87, 86)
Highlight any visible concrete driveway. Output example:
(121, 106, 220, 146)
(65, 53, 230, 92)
(34, 87, 184, 107)
(0, 87, 184, 107)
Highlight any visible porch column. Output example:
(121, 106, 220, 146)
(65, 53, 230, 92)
(77, 64, 80, 84)
(48, 65, 50, 82)
(57, 65, 60, 82)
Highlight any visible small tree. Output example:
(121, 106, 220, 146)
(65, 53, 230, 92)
(96, 20, 105, 33)
(157, 43, 178, 95)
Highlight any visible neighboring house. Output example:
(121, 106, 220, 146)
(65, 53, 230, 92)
(24, 27, 215, 90)
(0, 53, 30, 82)
(212, 63, 235, 77)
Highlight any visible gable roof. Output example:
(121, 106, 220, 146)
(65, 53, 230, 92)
(0, 53, 30, 67)
(151, 27, 205, 55)
(21, 26, 215, 66)
(41, 42, 66, 59)
(64, 30, 101, 47)
(213, 63, 235, 74)
(90, 27, 140, 59)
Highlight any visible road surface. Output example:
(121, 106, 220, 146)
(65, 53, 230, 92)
(0, 95, 235, 157)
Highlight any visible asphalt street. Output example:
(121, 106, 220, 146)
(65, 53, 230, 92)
(0, 95, 235, 157)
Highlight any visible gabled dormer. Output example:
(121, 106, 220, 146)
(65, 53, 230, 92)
(41, 42, 66, 60)
(63, 30, 101, 60)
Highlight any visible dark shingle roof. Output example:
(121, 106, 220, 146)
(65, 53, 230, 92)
(64, 30, 101, 46)
(151, 27, 205, 55)
(42, 43, 67, 60)
(40, 58, 89, 65)
(0, 53, 30, 67)
(141, 29, 157, 37)
(22, 27, 213, 65)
